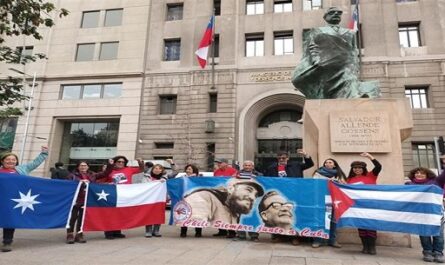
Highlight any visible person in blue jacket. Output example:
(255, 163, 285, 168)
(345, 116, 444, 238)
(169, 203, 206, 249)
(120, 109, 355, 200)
(0, 146, 48, 252)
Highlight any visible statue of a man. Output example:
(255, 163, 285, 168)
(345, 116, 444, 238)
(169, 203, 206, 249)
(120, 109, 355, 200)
(291, 7, 379, 99)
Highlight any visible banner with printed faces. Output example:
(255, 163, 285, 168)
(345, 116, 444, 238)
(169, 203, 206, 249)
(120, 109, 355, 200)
(167, 177, 330, 239)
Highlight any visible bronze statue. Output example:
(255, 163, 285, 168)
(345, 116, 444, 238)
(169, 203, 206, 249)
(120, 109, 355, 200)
(291, 7, 379, 99)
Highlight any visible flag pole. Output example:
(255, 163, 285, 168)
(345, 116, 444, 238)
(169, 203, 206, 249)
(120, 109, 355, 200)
(356, 0, 362, 76)
(210, 13, 216, 90)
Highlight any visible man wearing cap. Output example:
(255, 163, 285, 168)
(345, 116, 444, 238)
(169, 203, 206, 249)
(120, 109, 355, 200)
(183, 178, 264, 237)
(214, 158, 238, 177)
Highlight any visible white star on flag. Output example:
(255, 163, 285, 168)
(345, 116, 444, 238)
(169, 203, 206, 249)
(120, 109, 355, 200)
(97, 190, 110, 201)
(11, 189, 42, 214)
(333, 200, 342, 209)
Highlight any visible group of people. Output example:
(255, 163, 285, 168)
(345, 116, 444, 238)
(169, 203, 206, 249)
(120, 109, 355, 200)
(1, 148, 444, 263)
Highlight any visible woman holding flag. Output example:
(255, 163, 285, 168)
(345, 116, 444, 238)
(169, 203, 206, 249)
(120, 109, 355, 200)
(0, 146, 48, 252)
(346, 152, 381, 255)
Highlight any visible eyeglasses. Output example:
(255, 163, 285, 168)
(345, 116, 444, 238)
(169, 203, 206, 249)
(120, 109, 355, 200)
(116, 160, 125, 163)
(264, 202, 294, 211)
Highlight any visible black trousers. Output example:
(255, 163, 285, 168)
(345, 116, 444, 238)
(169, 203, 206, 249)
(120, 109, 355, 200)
(67, 205, 84, 233)
(2, 228, 15, 244)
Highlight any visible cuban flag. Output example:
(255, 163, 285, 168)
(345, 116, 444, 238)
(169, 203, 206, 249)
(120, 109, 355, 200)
(82, 182, 166, 231)
(0, 173, 80, 229)
(348, 1, 359, 31)
(329, 181, 444, 236)
(195, 16, 214, 69)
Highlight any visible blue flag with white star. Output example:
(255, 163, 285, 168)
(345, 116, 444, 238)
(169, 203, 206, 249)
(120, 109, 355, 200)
(0, 173, 80, 229)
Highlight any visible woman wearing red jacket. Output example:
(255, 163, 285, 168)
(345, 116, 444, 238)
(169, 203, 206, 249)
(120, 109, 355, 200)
(346, 152, 382, 255)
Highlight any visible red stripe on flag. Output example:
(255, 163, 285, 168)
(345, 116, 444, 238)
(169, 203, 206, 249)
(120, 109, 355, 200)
(83, 202, 166, 231)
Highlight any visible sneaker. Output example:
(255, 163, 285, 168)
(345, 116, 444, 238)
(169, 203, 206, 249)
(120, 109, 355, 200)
(1, 244, 12, 252)
(195, 232, 202, 238)
(251, 237, 260, 242)
(75, 233, 87, 243)
(153, 232, 162, 237)
(423, 252, 434, 262)
(329, 241, 342, 248)
(312, 242, 321, 248)
(180, 232, 187, 238)
(434, 253, 444, 263)
(105, 235, 115, 240)
(144, 233, 152, 238)
(66, 233, 75, 244)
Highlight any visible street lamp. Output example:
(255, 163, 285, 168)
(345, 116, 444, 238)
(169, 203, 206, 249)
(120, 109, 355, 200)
(8, 68, 36, 162)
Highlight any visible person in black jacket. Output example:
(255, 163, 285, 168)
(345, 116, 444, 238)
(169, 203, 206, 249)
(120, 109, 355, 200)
(264, 149, 314, 245)
(264, 150, 314, 178)
(50, 162, 70, 180)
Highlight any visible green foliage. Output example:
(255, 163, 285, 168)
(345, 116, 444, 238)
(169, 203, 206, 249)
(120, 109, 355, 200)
(0, 0, 68, 109)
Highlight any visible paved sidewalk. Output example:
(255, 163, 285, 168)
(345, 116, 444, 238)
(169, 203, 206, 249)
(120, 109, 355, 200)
(1, 222, 428, 265)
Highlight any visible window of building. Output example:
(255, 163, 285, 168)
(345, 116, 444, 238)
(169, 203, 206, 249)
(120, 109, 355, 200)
(274, 0, 292, 13)
(82, 84, 102, 99)
(245, 33, 264, 57)
(399, 23, 421, 47)
(405, 86, 429, 109)
(206, 143, 215, 171)
(412, 143, 437, 169)
(164, 39, 181, 61)
(153, 156, 173, 160)
(246, 0, 264, 15)
(303, 0, 322, 10)
(0, 118, 18, 153)
(396, 0, 417, 2)
(17, 46, 33, 57)
(61, 83, 122, 100)
(166, 3, 183, 21)
(213, 34, 220, 58)
(214, 0, 221, 16)
(103, 83, 122, 98)
(154, 142, 175, 149)
(99, 42, 119, 60)
(159, 95, 177, 114)
(69, 121, 119, 147)
(81, 11, 100, 28)
(274, 31, 293, 55)
(75, 43, 95, 61)
(104, 9, 123, 27)
(209, 93, 217, 113)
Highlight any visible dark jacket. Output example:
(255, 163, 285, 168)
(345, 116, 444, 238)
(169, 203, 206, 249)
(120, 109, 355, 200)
(264, 157, 314, 178)
(51, 167, 70, 180)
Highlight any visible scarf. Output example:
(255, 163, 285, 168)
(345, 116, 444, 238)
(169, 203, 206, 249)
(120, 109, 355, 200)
(316, 167, 338, 178)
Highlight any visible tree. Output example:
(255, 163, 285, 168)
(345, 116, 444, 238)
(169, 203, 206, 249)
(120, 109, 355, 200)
(0, 0, 68, 116)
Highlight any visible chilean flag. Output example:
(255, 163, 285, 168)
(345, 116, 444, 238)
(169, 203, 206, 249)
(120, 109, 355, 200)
(82, 182, 166, 231)
(348, 1, 359, 31)
(195, 16, 214, 69)
(329, 181, 443, 236)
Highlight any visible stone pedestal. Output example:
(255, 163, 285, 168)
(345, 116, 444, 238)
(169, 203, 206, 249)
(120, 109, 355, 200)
(303, 98, 414, 246)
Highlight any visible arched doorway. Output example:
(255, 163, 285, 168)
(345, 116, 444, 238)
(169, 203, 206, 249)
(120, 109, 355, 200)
(255, 109, 303, 174)
(237, 90, 306, 173)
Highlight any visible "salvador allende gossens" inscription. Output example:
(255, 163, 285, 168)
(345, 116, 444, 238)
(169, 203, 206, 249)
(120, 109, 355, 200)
(330, 112, 392, 153)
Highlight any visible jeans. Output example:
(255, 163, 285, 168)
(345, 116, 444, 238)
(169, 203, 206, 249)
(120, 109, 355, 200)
(2, 228, 15, 244)
(420, 223, 444, 255)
